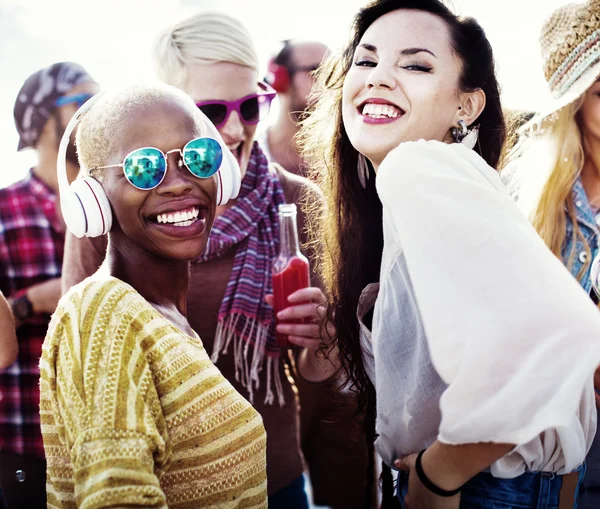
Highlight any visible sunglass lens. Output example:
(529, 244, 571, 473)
(240, 96, 261, 123)
(183, 138, 223, 178)
(198, 104, 228, 127)
(123, 147, 166, 189)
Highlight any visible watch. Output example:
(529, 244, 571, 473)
(11, 294, 33, 322)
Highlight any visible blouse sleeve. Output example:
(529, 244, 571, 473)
(40, 283, 169, 508)
(375, 140, 600, 447)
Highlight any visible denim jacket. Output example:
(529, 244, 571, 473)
(563, 177, 600, 293)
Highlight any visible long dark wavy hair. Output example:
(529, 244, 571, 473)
(299, 0, 506, 417)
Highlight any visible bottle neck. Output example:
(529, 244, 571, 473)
(278, 211, 301, 258)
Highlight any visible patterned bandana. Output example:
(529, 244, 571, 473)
(198, 142, 287, 405)
(14, 62, 95, 150)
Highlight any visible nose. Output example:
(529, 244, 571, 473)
(155, 152, 193, 196)
(219, 109, 245, 145)
(366, 64, 396, 90)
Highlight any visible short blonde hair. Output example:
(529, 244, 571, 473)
(76, 83, 205, 179)
(154, 11, 259, 90)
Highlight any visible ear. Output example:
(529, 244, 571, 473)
(457, 89, 486, 126)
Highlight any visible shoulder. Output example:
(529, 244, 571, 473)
(0, 175, 35, 212)
(377, 140, 503, 199)
(270, 163, 324, 206)
(45, 276, 158, 377)
(0, 174, 31, 195)
(53, 276, 148, 335)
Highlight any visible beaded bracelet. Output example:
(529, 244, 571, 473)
(415, 449, 463, 498)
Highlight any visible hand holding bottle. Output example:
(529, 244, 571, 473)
(266, 287, 335, 350)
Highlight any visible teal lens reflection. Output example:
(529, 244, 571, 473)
(183, 138, 223, 178)
(123, 148, 166, 189)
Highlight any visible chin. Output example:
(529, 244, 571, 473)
(171, 244, 208, 262)
(354, 143, 398, 167)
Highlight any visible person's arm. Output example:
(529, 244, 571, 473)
(5, 278, 62, 329)
(394, 441, 514, 509)
(0, 291, 17, 369)
(61, 231, 108, 295)
(40, 284, 168, 508)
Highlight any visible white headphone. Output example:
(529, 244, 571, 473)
(57, 98, 242, 238)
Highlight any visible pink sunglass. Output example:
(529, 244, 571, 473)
(196, 82, 277, 129)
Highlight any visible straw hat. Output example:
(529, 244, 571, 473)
(530, 0, 600, 127)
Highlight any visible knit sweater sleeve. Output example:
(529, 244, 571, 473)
(40, 278, 170, 509)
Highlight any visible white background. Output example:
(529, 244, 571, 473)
(0, 0, 570, 188)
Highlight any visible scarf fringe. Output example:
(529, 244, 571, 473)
(212, 313, 285, 407)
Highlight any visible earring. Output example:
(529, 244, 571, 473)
(451, 120, 468, 143)
(461, 125, 479, 150)
(357, 153, 370, 189)
(452, 120, 479, 150)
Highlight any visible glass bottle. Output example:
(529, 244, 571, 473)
(272, 204, 310, 347)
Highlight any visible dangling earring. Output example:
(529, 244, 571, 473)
(461, 125, 479, 150)
(357, 153, 370, 189)
(451, 120, 468, 143)
(452, 120, 479, 150)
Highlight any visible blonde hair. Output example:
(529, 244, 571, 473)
(153, 11, 259, 90)
(76, 83, 205, 179)
(504, 99, 587, 278)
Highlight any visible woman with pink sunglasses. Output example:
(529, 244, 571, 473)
(61, 11, 367, 509)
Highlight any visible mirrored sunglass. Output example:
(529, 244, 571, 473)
(93, 137, 223, 190)
(55, 93, 95, 108)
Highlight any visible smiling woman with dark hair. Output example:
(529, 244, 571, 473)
(39, 83, 267, 509)
(300, 0, 600, 507)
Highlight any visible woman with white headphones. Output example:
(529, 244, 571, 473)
(40, 83, 267, 508)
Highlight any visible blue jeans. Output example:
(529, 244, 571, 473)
(397, 465, 586, 508)
(268, 475, 310, 509)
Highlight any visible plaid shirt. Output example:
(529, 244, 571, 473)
(0, 170, 64, 458)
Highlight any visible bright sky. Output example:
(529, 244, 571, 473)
(0, 0, 569, 188)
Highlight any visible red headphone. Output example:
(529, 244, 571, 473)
(265, 40, 292, 93)
(266, 60, 290, 93)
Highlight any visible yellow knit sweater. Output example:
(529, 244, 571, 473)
(40, 277, 267, 509)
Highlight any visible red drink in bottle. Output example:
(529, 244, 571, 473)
(272, 204, 310, 348)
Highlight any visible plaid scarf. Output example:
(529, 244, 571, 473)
(198, 142, 286, 406)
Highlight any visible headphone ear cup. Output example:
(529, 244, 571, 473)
(60, 191, 88, 239)
(66, 177, 112, 237)
(266, 61, 289, 93)
(215, 145, 241, 206)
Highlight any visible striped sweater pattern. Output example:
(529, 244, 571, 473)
(40, 277, 267, 509)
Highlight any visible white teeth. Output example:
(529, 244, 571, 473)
(362, 103, 401, 118)
(156, 207, 200, 225)
(172, 220, 193, 227)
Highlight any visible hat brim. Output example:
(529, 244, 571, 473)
(522, 58, 600, 133)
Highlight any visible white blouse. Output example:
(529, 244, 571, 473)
(360, 139, 600, 478)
